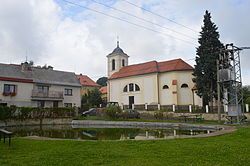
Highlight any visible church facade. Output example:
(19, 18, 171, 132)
(107, 42, 202, 108)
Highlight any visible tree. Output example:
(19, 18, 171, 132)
(193, 10, 223, 106)
(81, 88, 103, 109)
(96, 77, 107, 86)
(243, 86, 250, 104)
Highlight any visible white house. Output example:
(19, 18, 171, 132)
(0, 62, 81, 108)
(107, 42, 202, 108)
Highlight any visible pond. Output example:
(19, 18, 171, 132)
(5, 124, 216, 140)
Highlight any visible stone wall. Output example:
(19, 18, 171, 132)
(0, 118, 72, 127)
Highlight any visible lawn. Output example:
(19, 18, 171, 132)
(0, 126, 250, 166)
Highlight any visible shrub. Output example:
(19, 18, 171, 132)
(154, 111, 164, 120)
(246, 97, 250, 105)
(104, 105, 122, 119)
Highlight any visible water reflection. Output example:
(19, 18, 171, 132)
(6, 125, 214, 140)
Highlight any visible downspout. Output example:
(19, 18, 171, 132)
(157, 72, 160, 104)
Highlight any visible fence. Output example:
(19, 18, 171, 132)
(122, 104, 226, 114)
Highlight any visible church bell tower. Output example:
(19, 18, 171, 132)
(107, 40, 129, 77)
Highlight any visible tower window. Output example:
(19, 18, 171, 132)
(112, 59, 115, 70)
(181, 84, 189, 88)
(163, 85, 169, 89)
(122, 59, 125, 67)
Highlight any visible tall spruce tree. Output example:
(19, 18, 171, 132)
(193, 10, 223, 106)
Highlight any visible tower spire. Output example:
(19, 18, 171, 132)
(117, 36, 119, 47)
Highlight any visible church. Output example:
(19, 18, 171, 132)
(107, 41, 202, 108)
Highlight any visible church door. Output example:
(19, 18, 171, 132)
(129, 96, 134, 109)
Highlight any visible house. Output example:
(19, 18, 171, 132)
(99, 86, 107, 102)
(77, 74, 100, 96)
(107, 41, 202, 108)
(0, 62, 81, 108)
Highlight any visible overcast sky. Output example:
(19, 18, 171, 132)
(0, 0, 249, 84)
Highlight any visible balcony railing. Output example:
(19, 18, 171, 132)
(31, 90, 63, 99)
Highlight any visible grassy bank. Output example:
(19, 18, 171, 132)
(0, 126, 250, 166)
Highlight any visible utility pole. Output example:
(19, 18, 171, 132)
(217, 59, 221, 123)
(218, 44, 250, 123)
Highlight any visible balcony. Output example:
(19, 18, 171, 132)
(31, 90, 63, 100)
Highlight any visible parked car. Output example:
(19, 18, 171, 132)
(82, 108, 97, 117)
(120, 109, 140, 119)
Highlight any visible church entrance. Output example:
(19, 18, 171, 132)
(129, 96, 134, 109)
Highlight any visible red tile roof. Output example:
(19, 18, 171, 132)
(99, 86, 107, 94)
(110, 58, 193, 79)
(77, 74, 100, 87)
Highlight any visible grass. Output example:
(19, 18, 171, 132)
(0, 126, 250, 166)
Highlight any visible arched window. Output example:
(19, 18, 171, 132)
(123, 85, 128, 92)
(181, 83, 189, 88)
(135, 84, 140, 91)
(112, 59, 115, 70)
(163, 85, 169, 89)
(129, 83, 134, 92)
(122, 59, 125, 67)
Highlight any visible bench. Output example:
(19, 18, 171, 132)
(0, 129, 13, 147)
(179, 114, 204, 122)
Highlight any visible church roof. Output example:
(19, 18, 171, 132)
(77, 74, 100, 87)
(109, 58, 193, 79)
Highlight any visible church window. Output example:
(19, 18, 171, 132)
(129, 83, 134, 92)
(122, 59, 125, 67)
(112, 59, 115, 70)
(123, 85, 128, 92)
(135, 84, 140, 91)
(163, 85, 169, 89)
(181, 83, 189, 88)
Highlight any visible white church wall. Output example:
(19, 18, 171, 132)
(159, 72, 176, 105)
(109, 73, 158, 106)
(176, 71, 194, 105)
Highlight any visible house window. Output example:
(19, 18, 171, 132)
(135, 84, 140, 91)
(122, 59, 125, 67)
(64, 89, 72, 96)
(64, 103, 72, 108)
(163, 85, 169, 89)
(37, 85, 49, 93)
(181, 84, 189, 88)
(123, 85, 128, 92)
(129, 83, 134, 92)
(53, 101, 58, 108)
(37, 101, 45, 108)
(3, 84, 17, 96)
(112, 59, 115, 70)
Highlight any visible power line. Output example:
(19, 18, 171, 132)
(122, 0, 199, 33)
(61, 0, 197, 46)
(89, 0, 197, 40)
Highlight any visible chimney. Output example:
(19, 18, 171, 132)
(47, 66, 53, 70)
(21, 62, 32, 71)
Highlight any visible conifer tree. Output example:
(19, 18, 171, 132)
(193, 10, 223, 106)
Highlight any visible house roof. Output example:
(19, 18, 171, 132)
(77, 74, 100, 87)
(99, 86, 107, 94)
(0, 63, 81, 87)
(109, 58, 193, 79)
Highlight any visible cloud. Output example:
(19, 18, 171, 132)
(0, 0, 249, 84)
